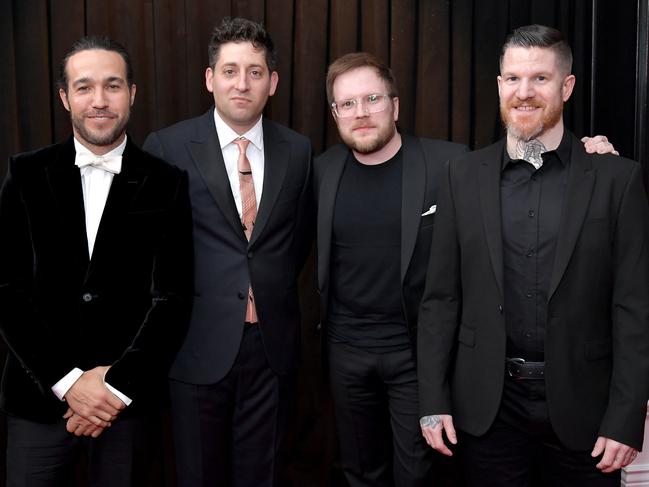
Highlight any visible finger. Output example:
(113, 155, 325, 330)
(105, 393, 126, 411)
(90, 426, 105, 438)
(63, 409, 73, 419)
(431, 428, 453, 457)
(443, 417, 458, 445)
(591, 436, 606, 458)
(624, 450, 639, 467)
(613, 150, 620, 156)
(421, 427, 436, 448)
(596, 445, 618, 471)
(87, 415, 111, 428)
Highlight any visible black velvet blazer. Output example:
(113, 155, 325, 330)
(0, 137, 194, 422)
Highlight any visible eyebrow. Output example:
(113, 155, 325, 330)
(71, 76, 125, 86)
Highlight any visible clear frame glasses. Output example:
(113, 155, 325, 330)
(331, 93, 394, 118)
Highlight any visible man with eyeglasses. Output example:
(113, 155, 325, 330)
(313, 52, 467, 486)
(314, 51, 618, 487)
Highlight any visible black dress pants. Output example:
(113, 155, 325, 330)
(328, 341, 432, 487)
(459, 376, 621, 487)
(6, 413, 157, 487)
(170, 323, 294, 487)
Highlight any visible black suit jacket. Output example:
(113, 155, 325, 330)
(143, 109, 313, 384)
(0, 138, 194, 423)
(314, 133, 468, 351)
(418, 132, 649, 450)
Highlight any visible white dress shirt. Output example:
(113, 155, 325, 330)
(50, 136, 132, 406)
(213, 109, 265, 215)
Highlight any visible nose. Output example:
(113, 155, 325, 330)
(235, 72, 249, 92)
(92, 88, 108, 108)
(516, 79, 534, 99)
(353, 101, 370, 117)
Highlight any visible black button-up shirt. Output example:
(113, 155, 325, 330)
(500, 133, 572, 361)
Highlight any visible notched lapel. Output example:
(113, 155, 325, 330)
(547, 144, 595, 301)
(479, 142, 506, 300)
(316, 145, 348, 291)
(249, 121, 290, 247)
(400, 136, 426, 282)
(189, 131, 245, 240)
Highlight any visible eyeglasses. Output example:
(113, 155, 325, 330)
(331, 93, 394, 118)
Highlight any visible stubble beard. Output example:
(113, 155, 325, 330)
(71, 109, 129, 148)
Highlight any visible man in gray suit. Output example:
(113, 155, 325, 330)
(144, 17, 312, 487)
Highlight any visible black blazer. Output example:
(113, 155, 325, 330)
(0, 138, 194, 423)
(314, 133, 468, 352)
(143, 109, 313, 384)
(418, 132, 649, 450)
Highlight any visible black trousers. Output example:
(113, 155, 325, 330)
(460, 376, 621, 487)
(328, 341, 432, 487)
(170, 323, 294, 487)
(6, 413, 157, 487)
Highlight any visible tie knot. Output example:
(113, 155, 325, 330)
(234, 137, 250, 155)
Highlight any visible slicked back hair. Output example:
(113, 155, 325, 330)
(58, 35, 133, 93)
(208, 17, 277, 71)
(326, 52, 398, 105)
(500, 24, 573, 75)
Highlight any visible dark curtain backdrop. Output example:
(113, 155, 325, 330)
(0, 1, 647, 486)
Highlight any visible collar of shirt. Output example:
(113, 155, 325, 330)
(213, 109, 264, 152)
(73, 135, 128, 164)
(502, 130, 572, 172)
(212, 108, 265, 217)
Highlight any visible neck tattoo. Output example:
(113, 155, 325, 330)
(514, 139, 547, 169)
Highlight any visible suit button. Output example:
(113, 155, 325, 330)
(82, 293, 93, 302)
(498, 305, 503, 314)
(247, 251, 253, 259)
(237, 292, 246, 299)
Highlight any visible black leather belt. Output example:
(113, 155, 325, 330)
(506, 357, 545, 380)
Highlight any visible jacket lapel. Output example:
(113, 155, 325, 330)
(547, 135, 595, 301)
(400, 134, 427, 282)
(479, 140, 506, 301)
(86, 139, 148, 278)
(316, 145, 348, 292)
(189, 110, 246, 240)
(249, 119, 289, 247)
(44, 138, 89, 264)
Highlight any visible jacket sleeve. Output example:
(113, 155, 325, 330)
(417, 159, 462, 417)
(598, 162, 649, 449)
(0, 158, 73, 393)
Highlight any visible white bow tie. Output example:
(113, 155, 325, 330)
(75, 153, 122, 174)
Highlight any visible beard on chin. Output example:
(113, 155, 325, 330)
(341, 123, 396, 154)
(71, 111, 129, 148)
(500, 99, 563, 142)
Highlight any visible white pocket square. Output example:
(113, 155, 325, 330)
(421, 205, 437, 216)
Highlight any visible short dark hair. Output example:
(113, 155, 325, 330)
(58, 35, 134, 93)
(208, 17, 277, 71)
(500, 24, 572, 75)
(326, 52, 398, 104)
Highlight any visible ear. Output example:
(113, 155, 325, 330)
(59, 88, 71, 112)
(269, 71, 279, 96)
(392, 96, 399, 122)
(562, 74, 576, 102)
(129, 83, 137, 106)
(205, 67, 215, 93)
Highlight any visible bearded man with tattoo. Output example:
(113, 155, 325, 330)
(418, 24, 649, 487)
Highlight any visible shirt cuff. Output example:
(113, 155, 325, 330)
(51, 368, 84, 401)
(104, 382, 132, 406)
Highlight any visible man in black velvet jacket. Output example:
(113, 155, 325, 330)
(0, 36, 193, 486)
